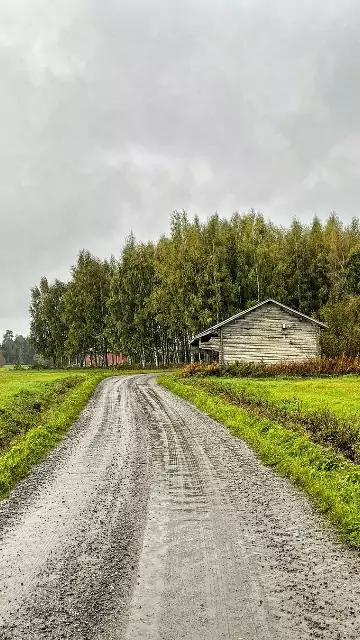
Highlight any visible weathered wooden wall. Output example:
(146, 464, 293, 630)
(220, 303, 320, 364)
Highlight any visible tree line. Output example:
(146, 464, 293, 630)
(29, 210, 360, 367)
(0, 330, 35, 367)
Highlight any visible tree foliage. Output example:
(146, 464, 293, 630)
(63, 251, 113, 366)
(30, 278, 68, 367)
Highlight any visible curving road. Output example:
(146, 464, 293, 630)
(0, 375, 360, 639)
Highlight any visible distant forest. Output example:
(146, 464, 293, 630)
(29, 210, 360, 366)
(0, 330, 35, 367)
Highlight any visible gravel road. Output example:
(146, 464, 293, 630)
(1, 374, 360, 639)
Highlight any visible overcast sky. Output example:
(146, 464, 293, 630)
(1, 0, 360, 336)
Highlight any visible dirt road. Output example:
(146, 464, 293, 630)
(0, 375, 360, 639)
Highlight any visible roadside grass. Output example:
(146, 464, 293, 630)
(0, 368, 160, 501)
(211, 375, 360, 418)
(158, 375, 360, 547)
(186, 377, 360, 463)
(0, 374, 84, 453)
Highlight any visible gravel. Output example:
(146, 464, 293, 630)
(0, 374, 359, 639)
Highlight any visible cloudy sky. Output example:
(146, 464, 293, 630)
(1, 0, 360, 336)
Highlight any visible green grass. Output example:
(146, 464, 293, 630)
(188, 376, 360, 462)
(0, 370, 83, 407)
(158, 374, 360, 547)
(213, 375, 360, 418)
(0, 367, 161, 500)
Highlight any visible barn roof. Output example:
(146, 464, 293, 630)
(190, 299, 328, 345)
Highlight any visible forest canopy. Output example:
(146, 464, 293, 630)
(29, 210, 360, 366)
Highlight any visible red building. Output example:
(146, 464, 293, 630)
(84, 353, 128, 367)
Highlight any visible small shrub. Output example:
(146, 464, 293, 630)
(182, 362, 221, 377)
(29, 363, 51, 370)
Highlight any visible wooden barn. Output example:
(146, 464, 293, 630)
(190, 299, 327, 364)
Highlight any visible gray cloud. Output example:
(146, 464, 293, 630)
(1, 0, 360, 335)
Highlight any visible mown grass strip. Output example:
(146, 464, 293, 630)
(158, 375, 360, 547)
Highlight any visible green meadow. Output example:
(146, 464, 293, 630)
(212, 375, 360, 418)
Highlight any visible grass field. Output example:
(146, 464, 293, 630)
(159, 373, 360, 546)
(212, 375, 360, 417)
(0, 369, 84, 408)
(188, 376, 360, 460)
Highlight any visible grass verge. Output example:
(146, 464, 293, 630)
(158, 375, 360, 547)
(0, 375, 84, 453)
(0, 373, 108, 500)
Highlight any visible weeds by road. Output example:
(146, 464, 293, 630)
(0, 375, 83, 454)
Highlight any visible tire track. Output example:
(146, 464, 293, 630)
(139, 384, 237, 638)
(129, 378, 280, 640)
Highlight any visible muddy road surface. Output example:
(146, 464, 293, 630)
(1, 375, 360, 639)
